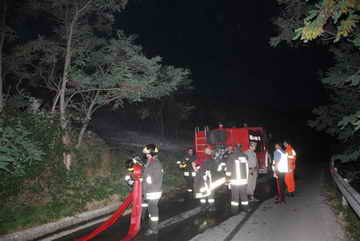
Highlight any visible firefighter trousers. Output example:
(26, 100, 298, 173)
(247, 171, 258, 196)
(183, 174, 194, 193)
(143, 199, 160, 233)
(285, 171, 295, 193)
(199, 193, 215, 210)
(231, 184, 248, 211)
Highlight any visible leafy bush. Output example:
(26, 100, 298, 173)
(0, 107, 64, 206)
(0, 119, 44, 174)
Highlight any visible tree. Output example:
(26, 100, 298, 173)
(19, 0, 128, 169)
(271, 0, 360, 162)
(0, 0, 17, 113)
(69, 32, 192, 147)
(9, 0, 192, 169)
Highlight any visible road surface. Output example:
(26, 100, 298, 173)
(56, 152, 344, 241)
(189, 163, 344, 241)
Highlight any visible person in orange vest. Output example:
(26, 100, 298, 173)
(283, 141, 297, 197)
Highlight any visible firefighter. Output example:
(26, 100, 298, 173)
(226, 145, 249, 215)
(284, 141, 297, 197)
(272, 143, 288, 204)
(177, 147, 197, 197)
(245, 141, 259, 202)
(193, 145, 218, 212)
(142, 144, 163, 236)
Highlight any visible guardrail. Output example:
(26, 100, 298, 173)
(330, 160, 360, 217)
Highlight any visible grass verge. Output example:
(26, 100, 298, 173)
(322, 169, 360, 241)
(0, 135, 187, 235)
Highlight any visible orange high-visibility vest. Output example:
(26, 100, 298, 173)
(285, 145, 296, 170)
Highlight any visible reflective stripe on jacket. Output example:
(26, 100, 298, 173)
(227, 149, 249, 185)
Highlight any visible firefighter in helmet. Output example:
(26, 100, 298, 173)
(194, 145, 218, 212)
(226, 144, 250, 214)
(142, 144, 163, 236)
(177, 147, 197, 198)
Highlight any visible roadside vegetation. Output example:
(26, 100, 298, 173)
(323, 170, 360, 241)
(0, 0, 192, 235)
(0, 103, 187, 235)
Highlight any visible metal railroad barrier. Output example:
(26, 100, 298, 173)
(330, 160, 360, 217)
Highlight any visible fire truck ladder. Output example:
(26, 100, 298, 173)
(195, 126, 209, 155)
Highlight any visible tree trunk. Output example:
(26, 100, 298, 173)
(60, 10, 78, 170)
(76, 121, 89, 149)
(0, 2, 7, 113)
(60, 16, 76, 130)
(76, 94, 97, 149)
(51, 91, 61, 113)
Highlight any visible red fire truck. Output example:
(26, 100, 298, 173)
(194, 125, 271, 173)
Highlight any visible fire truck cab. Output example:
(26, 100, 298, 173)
(194, 125, 271, 174)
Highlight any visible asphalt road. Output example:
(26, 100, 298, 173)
(57, 165, 344, 241)
(189, 164, 344, 241)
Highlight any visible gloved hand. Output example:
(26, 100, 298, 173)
(124, 175, 135, 187)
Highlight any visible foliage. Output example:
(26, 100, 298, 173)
(69, 31, 191, 109)
(271, 0, 360, 162)
(0, 136, 187, 235)
(9, 0, 192, 151)
(68, 31, 192, 146)
(0, 96, 62, 175)
(0, 118, 44, 174)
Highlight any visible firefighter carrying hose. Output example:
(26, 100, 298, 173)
(141, 144, 163, 236)
(177, 147, 197, 198)
(226, 145, 250, 215)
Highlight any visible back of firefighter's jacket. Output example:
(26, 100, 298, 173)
(194, 157, 219, 198)
(142, 159, 163, 200)
(181, 154, 197, 177)
(226, 150, 249, 185)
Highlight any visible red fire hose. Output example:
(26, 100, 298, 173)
(76, 164, 143, 241)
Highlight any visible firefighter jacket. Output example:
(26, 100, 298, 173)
(245, 149, 258, 169)
(194, 157, 225, 198)
(178, 153, 197, 177)
(142, 157, 163, 201)
(285, 145, 296, 171)
(226, 149, 249, 186)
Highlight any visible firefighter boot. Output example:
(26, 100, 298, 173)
(231, 206, 238, 215)
(145, 220, 159, 236)
(208, 204, 216, 212)
(241, 205, 250, 213)
(208, 198, 216, 212)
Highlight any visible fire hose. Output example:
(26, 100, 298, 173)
(76, 163, 143, 241)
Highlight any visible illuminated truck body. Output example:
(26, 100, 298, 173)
(194, 126, 271, 173)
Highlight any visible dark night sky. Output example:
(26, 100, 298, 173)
(115, 0, 333, 113)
